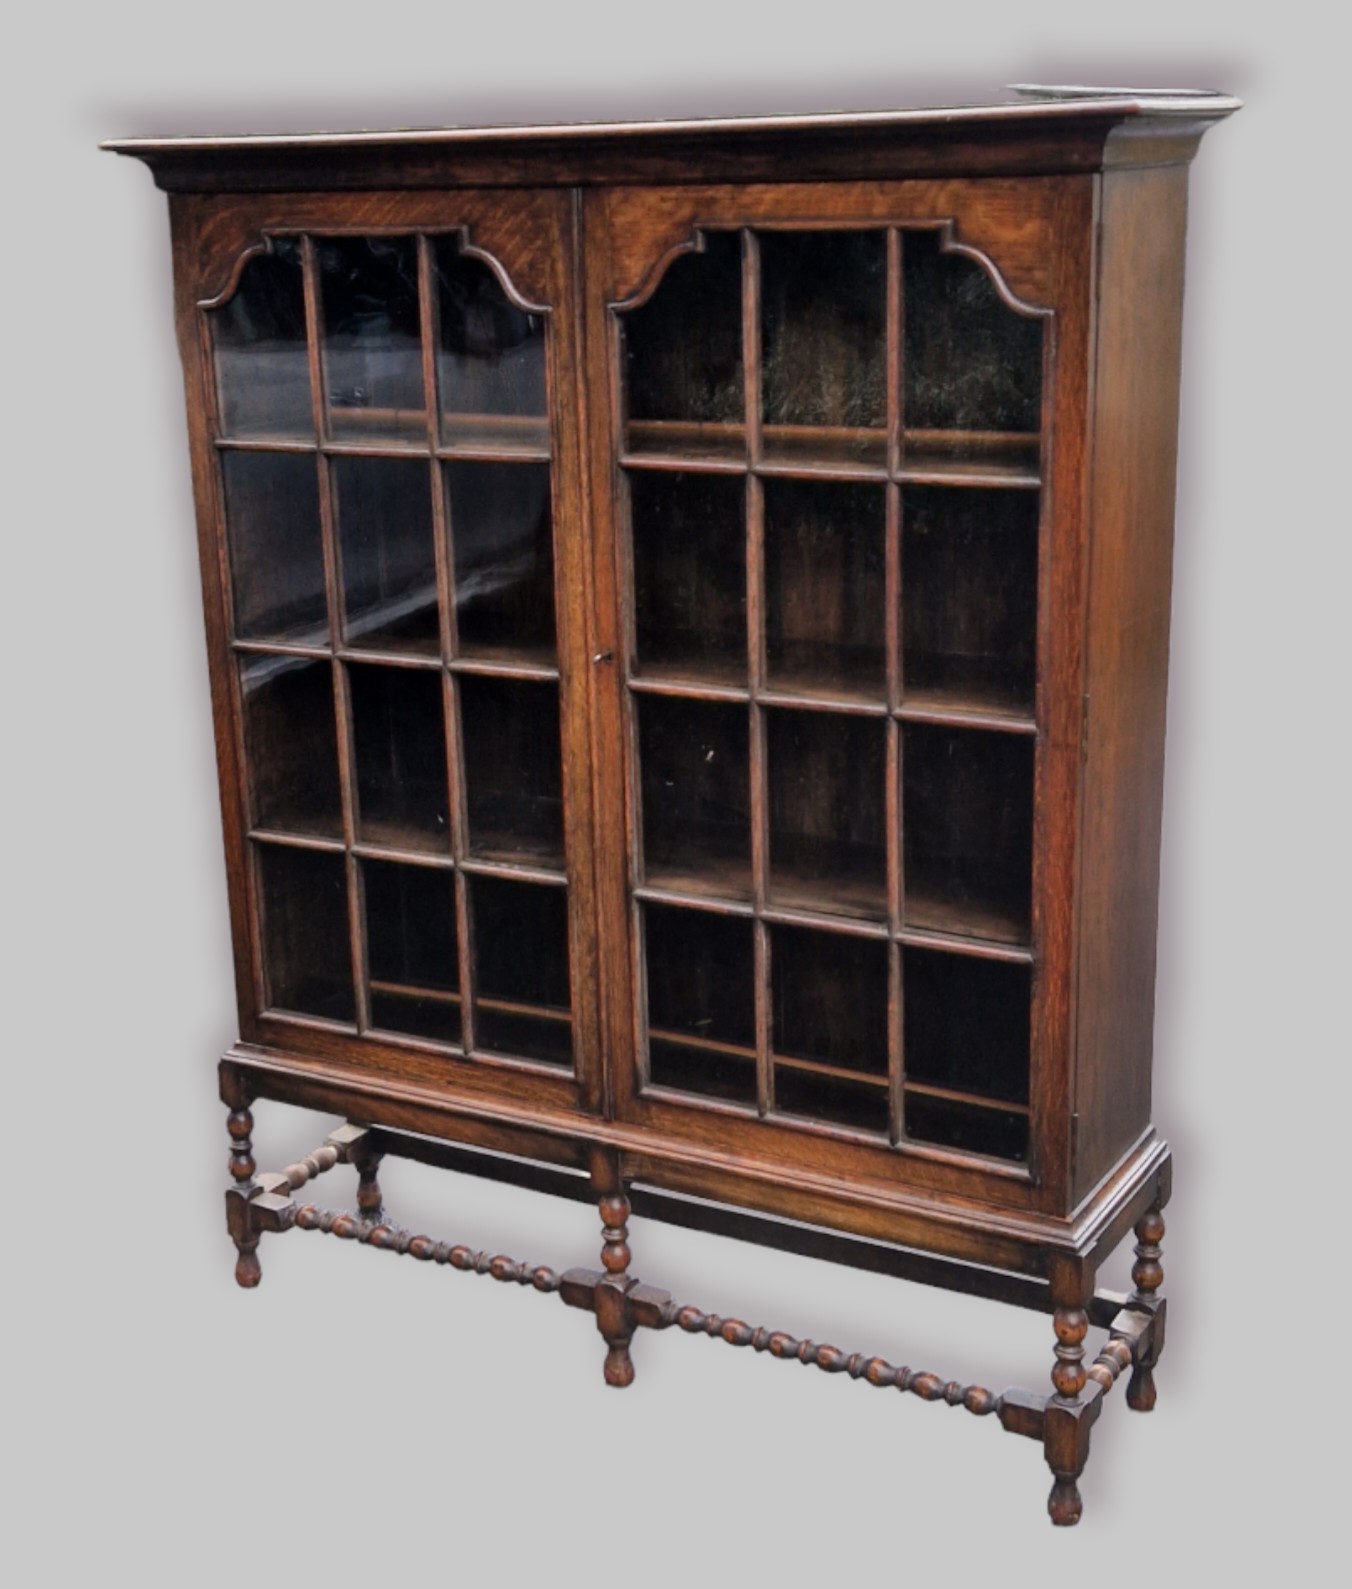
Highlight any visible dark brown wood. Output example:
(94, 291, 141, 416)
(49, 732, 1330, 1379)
(103, 93, 1238, 193)
(590, 1146, 637, 1387)
(111, 91, 1234, 1525)
(1071, 165, 1192, 1201)
(1126, 1207, 1166, 1410)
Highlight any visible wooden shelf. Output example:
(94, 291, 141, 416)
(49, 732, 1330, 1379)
(898, 688, 1036, 735)
(903, 886, 1029, 948)
(767, 844, 888, 924)
(621, 420, 1040, 486)
(761, 425, 888, 478)
(441, 413, 551, 460)
(903, 1080, 1029, 1116)
(450, 645, 560, 681)
(622, 419, 747, 471)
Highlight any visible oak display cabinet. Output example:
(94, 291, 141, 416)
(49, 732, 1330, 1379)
(106, 87, 1236, 1524)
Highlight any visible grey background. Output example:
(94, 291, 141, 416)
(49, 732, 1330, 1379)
(9, 3, 1343, 1580)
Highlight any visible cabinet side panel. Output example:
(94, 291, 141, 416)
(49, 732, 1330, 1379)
(1073, 165, 1189, 1202)
(169, 193, 261, 1036)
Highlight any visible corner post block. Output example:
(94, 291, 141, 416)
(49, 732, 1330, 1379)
(1044, 1255, 1102, 1526)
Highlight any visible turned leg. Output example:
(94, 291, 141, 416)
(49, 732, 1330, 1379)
(592, 1149, 637, 1388)
(1046, 1304, 1089, 1525)
(352, 1137, 386, 1225)
(1127, 1208, 1166, 1411)
(225, 1103, 262, 1289)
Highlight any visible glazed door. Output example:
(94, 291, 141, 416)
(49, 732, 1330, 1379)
(584, 181, 1083, 1205)
(180, 190, 602, 1116)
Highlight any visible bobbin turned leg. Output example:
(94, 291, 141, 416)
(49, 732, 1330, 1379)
(351, 1133, 386, 1226)
(1127, 1209, 1166, 1411)
(1043, 1258, 1098, 1527)
(591, 1147, 637, 1387)
(223, 1088, 261, 1289)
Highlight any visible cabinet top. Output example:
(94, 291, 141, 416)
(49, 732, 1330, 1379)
(103, 85, 1239, 193)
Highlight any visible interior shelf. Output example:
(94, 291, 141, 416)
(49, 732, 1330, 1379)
(621, 420, 1039, 485)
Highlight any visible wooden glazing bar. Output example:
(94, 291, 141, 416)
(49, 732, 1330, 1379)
(755, 687, 889, 717)
(895, 702, 1038, 735)
(759, 902, 890, 939)
(887, 228, 904, 476)
(888, 938, 905, 1147)
(631, 883, 757, 917)
(413, 241, 479, 1056)
(895, 925, 1035, 964)
(738, 231, 770, 1118)
(617, 450, 747, 476)
(445, 673, 477, 1057)
(755, 459, 890, 484)
(232, 638, 335, 661)
(249, 829, 347, 855)
(257, 1007, 357, 1037)
(331, 646, 444, 672)
(447, 655, 561, 683)
(459, 855, 568, 887)
(627, 675, 751, 704)
(418, 236, 457, 664)
(214, 436, 317, 454)
(301, 235, 370, 1035)
(895, 461, 1040, 490)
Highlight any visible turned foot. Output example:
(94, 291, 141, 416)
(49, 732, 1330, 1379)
(353, 1137, 386, 1226)
(1127, 1209, 1165, 1411)
(1048, 1474, 1083, 1527)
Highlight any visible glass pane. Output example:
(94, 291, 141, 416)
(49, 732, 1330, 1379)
(761, 230, 886, 450)
(772, 925, 888, 1073)
(903, 948, 1030, 1106)
(470, 875, 572, 1066)
(212, 238, 312, 440)
(905, 1094, 1028, 1162)
(904, 229, 1043, 437)
(902, 486, 1038, 717)
(334, 456, 439, 655)
(435, 237, 548, 453)
(903, 724, 1033, 943)
(319, 236, 425, 443)
(624, 230, 744, 441)
(221, 451, 326, 644)
(638, 696, 750, 898)
(764, 480, 885, 700)
(774, 1068, 888, 1134)
(239, 655, 342, 838)
(772, 923, 889, 1132)
(644, 904, 756, 1105)
(363, 858, 461, 1045)
(767, 710, 887, 919)
(256, 843, 353, 1022)
(348, 664, 450, 853)
(447, 462, 556, 663)
(459, 676, 564, 868)
(631, 472, 746, 685)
